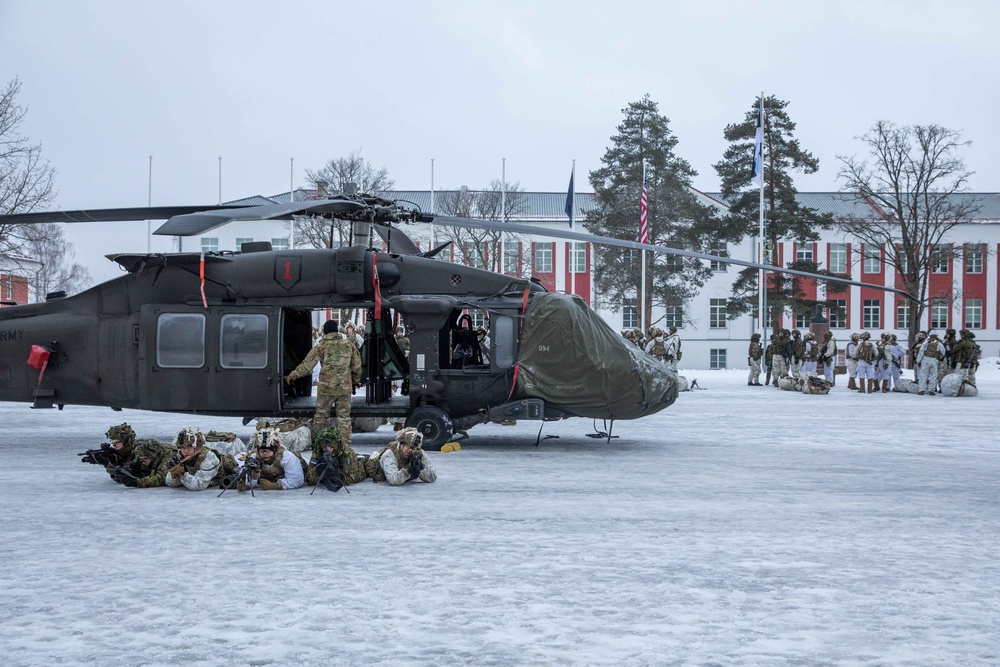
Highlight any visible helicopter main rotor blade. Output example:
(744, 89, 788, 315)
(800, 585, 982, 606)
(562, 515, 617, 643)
(0, 205, 236, 225)
(154, 200, 368, 236)
(422, 214, 917, 302)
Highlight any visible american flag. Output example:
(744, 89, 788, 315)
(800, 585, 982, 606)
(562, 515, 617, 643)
(639, 172, 649, 244)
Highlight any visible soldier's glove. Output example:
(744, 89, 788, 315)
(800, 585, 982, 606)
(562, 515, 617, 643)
(258, 479, 282, 491)
(120, 474, 139, 488)
(167, 463, 185, 479)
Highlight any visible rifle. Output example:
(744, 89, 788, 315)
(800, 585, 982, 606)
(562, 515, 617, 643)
(407, 449, 426, 480)
(110, 464, 141, 488)
(218, 456, 261, 497)
(79, 443, 114, 467)
(311, 451, 349, 495)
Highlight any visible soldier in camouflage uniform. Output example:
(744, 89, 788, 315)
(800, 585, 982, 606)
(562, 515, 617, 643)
(951, 329, 980, 387)
(365, 427, 437, 486)
(237, 428, 305, 491)
(164, 428, 225, 491)
(789, 329, 805, 379)
(101, 423, 138, 476)
(747, 333, 763, 386)
(110, 439, 177, 488)
(819, 331, 837, 385)
(285, 320, 362, 448)
(306, 424, 368, 490)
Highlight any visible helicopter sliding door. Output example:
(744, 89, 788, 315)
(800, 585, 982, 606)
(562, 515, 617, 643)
(139, 304, 283, 414)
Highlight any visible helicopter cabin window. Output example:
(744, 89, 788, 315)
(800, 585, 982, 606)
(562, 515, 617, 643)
(220, 314, 269, 369)
(156, 313, 206, 368)
(201, 237, 219, 253)
(494, 315, 515, 368)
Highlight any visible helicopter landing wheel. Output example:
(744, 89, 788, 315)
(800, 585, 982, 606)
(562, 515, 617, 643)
(405, 406, 454, 451)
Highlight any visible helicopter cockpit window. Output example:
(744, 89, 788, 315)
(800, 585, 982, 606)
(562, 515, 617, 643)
(494, 315, 515, 369)
(220, 314, 269, 369)
(156, 313, 206, 368)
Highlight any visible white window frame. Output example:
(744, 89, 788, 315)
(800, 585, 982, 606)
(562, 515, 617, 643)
(931, 244, 950, 274)
(710, 298, 728, 329)
(896, 301, 911, 330)
(828, 299, 847, 329)
(663, 306, 683, 329)
(829, 243, 847, 274)
(201, 237, 219, 253)
(534, 243, 553, 273)
(503, 243, 519, 274)
(863, 299, 880, 330)
(271, 237, 290, 251)
(570, 242, 587, 273)
(863, 246, 881, 274)
(710, 348, 727, 369)
(623, 297, 638, 329)
(796, 245, 814, 264)
(965, 298, 982, 329)
(930, 300, 948, 329)
(964, 244, 983, 274)
(710, 241, 728, 272)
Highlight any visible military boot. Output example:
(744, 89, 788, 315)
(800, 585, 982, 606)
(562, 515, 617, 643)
(881, 380, 890, 393)
(847, 377, 857, 390)
(858, 380, 866, 393)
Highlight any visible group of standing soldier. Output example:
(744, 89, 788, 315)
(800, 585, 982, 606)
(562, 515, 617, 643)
(758, 328, 837, 388)
(753, 327, 980, 395)
(622, 326, 682, 372)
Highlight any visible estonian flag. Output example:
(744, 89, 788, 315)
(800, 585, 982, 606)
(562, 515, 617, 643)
(564, 166, 575, 228)
(750, 96, 763, 187)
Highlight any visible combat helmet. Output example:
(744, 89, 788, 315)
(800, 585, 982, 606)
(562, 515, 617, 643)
(396, 427, 424, 449)
(312, 424, 341, 450)
(134, 439, 162, 460)
(253, 427, 282, 451)
(175, 427, 206, 449)
(861, 331, 871, 340)
(106, 423, 136, 446)
(850, 332, 860, 342)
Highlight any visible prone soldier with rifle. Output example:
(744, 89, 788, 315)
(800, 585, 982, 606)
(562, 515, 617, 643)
(79, 423, 138, 478)
(109, 439, 177, 488)
(364, 427, 436, 486)
(306, 424, 367, 493)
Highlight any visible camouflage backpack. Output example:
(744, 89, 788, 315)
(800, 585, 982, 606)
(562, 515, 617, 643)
(651, 337, 666, 356)
(924, 339, 940, 360)
(857, 342, 875, 363)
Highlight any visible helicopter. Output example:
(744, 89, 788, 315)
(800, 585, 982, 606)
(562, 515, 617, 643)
(0, 195, 912, 449)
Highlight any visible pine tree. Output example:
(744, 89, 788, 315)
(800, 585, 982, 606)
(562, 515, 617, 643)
(713, 95, 835, 330)
(586, 95, 720, 330)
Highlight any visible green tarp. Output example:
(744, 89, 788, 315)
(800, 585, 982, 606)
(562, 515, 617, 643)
(515, 293, 678, 419)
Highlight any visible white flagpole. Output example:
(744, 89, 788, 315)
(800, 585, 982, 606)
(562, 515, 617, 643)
(570, 159, 576, 296)
(640, 160, 647, 338)
(756, 93, 767, 346)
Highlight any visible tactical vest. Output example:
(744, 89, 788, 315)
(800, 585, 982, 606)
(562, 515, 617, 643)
(924, 340, 940, 359)
(651, 337, 666, 356)
(856, 342, 875, 363)
(364, 443, 408, 483)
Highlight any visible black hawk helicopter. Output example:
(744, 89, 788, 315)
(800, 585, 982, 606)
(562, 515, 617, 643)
(0, 195, 911, 448)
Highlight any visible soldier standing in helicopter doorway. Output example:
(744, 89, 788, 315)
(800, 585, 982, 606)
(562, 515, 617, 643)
(285, 320, 362, 449)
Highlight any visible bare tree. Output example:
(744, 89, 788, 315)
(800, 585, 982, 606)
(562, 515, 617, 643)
(433, 181, 529, 273)
(293, 149, 395, 249)
(837, 121, 981, 349)
(1, 77, 57, 256)
(22, 223, 91, 296)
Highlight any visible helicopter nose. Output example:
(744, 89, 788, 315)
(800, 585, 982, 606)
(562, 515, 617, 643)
(515, 293, 679, 420)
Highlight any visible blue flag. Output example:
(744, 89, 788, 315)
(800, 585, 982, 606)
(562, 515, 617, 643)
(750, 97, 763, 187)
(564, 168, 575, 228)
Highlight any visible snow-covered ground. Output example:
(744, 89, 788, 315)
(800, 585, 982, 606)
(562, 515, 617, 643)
(3, 363, 999, 666)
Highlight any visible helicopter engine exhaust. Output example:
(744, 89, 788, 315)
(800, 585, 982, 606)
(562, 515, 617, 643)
(514, 293, 678, 420)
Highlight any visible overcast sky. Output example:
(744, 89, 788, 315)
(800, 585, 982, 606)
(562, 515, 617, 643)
(3, 0, 999, 281)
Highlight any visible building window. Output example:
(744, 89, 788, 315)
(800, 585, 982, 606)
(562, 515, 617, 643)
(235, 237, 254, 250)
(663, 306, 683, 329)
(534, 243, 553, 273)
(201, 237, 219, 253)
(863, 245, 880, 274)
(863, 299, 880, 329)
(503, 244, 519, 274)
(795, 313, 809, 329)
(796, 245, 813, 264)
(271, 237, 289, 251)
(964, 244, 983, 274)
(220, 314, 269, 369)
(710, 348, 727, 369)
(710, 241, 728, 272)
(1, 275, 11, 301)
(897, 247, 910, 275)
(931, 244, 950, 274)
(570, 242, 587, 273)
(930, 299, 948, 329)
(623, 298, 638, 329)
(829, 243, 847, 274)
(623, 249, 639, 271)
(896, 301, 911, 330)
(828, 299, 847, 329)
(467, 308, 488, 330)
(465, 246, 485, 269)
(664, 253, 683, 271)
(157, 313, 206, 368)
(710, 298, 728, 329)
(965, 298, 982, 329)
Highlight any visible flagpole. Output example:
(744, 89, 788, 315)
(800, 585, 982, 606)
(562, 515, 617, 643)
(754, 93, 767, 348)
(570, 159, 576, 296)
(640, 160, 647, 338)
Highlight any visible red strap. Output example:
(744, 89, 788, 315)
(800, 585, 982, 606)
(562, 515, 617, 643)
(372, 254, 382, 319)
(199, 252, 208, 308)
